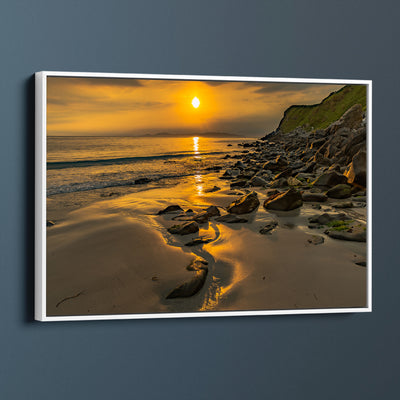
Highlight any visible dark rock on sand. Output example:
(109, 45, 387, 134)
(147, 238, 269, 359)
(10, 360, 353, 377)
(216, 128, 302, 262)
(166, 258, 209, 299)
(167, 221, 199, 235)
(307, 235, 325, 245)
(313, 171, 348, 187)
(205, 205, 221, 217)
(326, 184, 352, 199)
(227, 191, 260, 214)
(325, 229, 366, 242)
(192, 212, 209, 224)
(46, 220, 55, 227)
(259, 219, 278, 234)
(262, 155, 288, 172)
(134, 177, 152, 185)
(332, 201, 354, 208)
(216, 214, 248, 223)
(230, 180, 247, 188)
(264, 187, 303, 211)
(353, 255, 367, 266)
(185, 237, 213, 246)
(302, 192, 328, 202)
(158, 205, 184, 215)
(309, 212, 350, 225)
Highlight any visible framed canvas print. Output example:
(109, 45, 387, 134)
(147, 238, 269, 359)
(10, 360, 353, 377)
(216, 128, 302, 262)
(35, 72, 372, 321)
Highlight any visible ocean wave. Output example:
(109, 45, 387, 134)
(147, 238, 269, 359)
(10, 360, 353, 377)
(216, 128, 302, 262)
(46, 172, 199, 195)
(47, 151, 226, 170)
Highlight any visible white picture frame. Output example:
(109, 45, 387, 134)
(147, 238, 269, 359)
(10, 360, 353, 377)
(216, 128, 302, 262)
(35, 71, 372, 321)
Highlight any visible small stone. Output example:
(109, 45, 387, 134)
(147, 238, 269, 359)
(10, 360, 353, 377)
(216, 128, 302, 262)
(167, 221, 199, 235)
(259, 220, 278, 234)
(158, 205, 184, 215)
(307, 235, 325, 245)
(215, 214, 248, 223)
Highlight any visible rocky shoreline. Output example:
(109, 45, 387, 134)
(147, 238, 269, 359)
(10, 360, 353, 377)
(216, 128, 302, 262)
(155, 104, 368, 300)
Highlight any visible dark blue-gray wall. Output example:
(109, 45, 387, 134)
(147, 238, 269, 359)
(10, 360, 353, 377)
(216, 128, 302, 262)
(1, 1, 399, 399)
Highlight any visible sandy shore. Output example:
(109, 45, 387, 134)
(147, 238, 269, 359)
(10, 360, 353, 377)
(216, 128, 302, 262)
(46, 173, 366, 317)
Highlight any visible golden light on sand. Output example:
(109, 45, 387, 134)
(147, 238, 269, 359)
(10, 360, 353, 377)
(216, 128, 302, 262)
(194, 174, 203, 196)
(191, 96, 200, 108)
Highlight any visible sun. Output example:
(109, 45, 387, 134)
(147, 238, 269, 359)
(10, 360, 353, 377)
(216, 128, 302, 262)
(191, 96, 200, 108)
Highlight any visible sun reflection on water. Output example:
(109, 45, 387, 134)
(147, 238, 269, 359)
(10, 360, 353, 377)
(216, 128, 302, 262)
(194, 174, 203, 196)
(193, 137, 203, 195)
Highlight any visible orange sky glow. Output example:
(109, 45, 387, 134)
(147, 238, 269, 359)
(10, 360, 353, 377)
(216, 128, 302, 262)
(47, 77, 344, 137)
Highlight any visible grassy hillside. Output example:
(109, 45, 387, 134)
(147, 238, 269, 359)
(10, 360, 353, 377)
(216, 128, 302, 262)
(276, 84, 367, 133)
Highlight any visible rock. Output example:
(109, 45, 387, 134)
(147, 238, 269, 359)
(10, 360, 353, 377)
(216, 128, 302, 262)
(167, 221, 199, 235)
(353, 255, 367, 266)
(134, 177, 152, 185)
(215, 214, 248, 223)
(248, 176, 268, 187)
(185, 237, 213, 246)
(326, 104, 364, 134)
(158, 205, 184, 215)
(332, 201, 353, 208)
(325, 229, 366, 242)
(307, 235, 325, 245)
(259, 219, 278, 234)
(287, 176, 302, 186)
(274, 168, 293, 180)
(264, 188, 303, 211)
(205, 205, 220, 217)
(313, 171, 348, 187)
(269, 178, 288, 188)
(100, 192, 120, 197)
(227, 191, 260, 214)
(204, 186, 221, 193)
(192, 212, 209, 224)
(185, 209, 194, 213)
(345, 150, 367, 187)
(221, 168, 240, 179)
(262, 155, 288, 171)
(308, 212, 350, 225)
(302, 192, 328, 202)
(230, 180, 247, 188)
(46, 220, 55, 227)
(166, 258, 208, 299)
(266, 189, 280, 197)
(326, 184, 352, 199)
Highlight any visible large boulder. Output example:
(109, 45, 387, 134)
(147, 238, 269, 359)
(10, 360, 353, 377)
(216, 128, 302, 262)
(264, 188, 303, 211)
(227, 191, 260, 214)
(345, 150, 367, 187)
(326, 184, 352, 199)
(313, 171, 348, 187)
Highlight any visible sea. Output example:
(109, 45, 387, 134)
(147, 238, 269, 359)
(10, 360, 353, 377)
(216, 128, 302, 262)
(47, 136, 253, 196)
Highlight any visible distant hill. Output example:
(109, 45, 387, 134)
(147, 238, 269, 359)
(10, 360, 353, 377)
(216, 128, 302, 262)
(143, 132, 240, 138)
(273, 84, 367, 134)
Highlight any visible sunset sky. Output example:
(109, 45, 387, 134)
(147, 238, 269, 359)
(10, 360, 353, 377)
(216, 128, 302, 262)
(47, 77, 343, 137)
